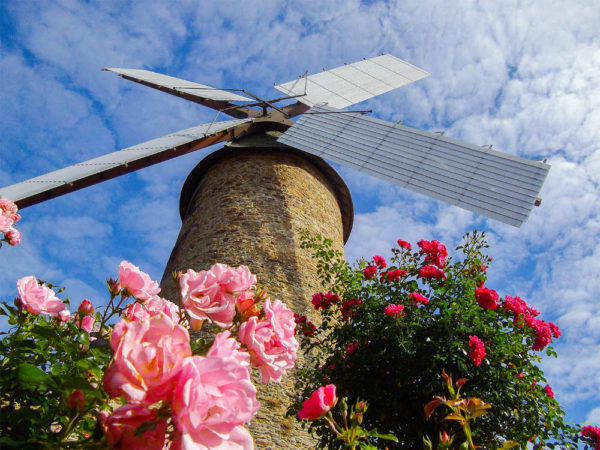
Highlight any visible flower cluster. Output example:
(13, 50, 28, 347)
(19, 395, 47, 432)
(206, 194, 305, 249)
(382, 268, 407, 282)
(581, 425, 600, 450)
(179, 263, 256, 329)
(468, 335, 486, 366)
(296, 232, 585, 448)
(16, 276, 99, 334)
(312, 292, 340, 310)
(417, 239, 447, 268)
(373, 255, 387, 268)
(409, 292, 429, 305)
(419, 264, 446, 280)
(294, 313, 317, 337)
(103, 261, 296, 448)
(363, 265, 377, 279)
(340, 299, 362, 321)
(501, 295, 560, 351)
(0, 198, 21, 246)
(384, 304, 405, 317)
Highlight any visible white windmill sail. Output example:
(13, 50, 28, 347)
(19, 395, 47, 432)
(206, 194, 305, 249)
(1, 118, 253, 208)
(274, 54, 429, 109)
(277, 106, 550, 227)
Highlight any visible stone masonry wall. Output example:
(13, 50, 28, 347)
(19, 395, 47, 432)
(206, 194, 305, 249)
(160, 147, 351, 449)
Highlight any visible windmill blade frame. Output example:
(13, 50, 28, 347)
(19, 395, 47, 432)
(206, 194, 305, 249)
(277, 106, 550, 227)
(103, 68, 261, 119)
(0, 118, 254, 208)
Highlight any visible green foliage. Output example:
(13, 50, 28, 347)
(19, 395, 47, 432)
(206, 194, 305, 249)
(0, 289, 111, 448)
(295, 231, 582, 449)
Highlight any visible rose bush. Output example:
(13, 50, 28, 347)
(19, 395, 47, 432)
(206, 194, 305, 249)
(0, 252, 298, 448)
(294, 231, 587, 448)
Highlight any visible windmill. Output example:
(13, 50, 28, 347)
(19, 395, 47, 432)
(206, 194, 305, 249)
(0, 54, 551, 447)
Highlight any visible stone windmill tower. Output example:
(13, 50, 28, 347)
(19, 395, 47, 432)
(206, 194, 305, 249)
(0, 55, 551, 447)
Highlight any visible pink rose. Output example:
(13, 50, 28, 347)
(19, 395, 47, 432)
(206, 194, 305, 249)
(105, 312, 191, 404)
(236, 291, 260, 321)
(58, 309, 72, 322)
(0, 198, 18, 216)
(171, 332, 259, 449)
(475, 285, 499, 310)
(79, 315, 95, 333)
(171, 425, 253, 450)
(111, 297, 181, 351)
(0, 215, 13, 233)
(5, 228, 21, 245)
(179, 264, 256, 329)
(419, 265, 446, 280)
(298, 384, 337, 420)
(16, 276, 68, 318)
(101, 404, 167, 450)
(118, 261, 160, 300)
(384, 304, 405, 316)
(544, 384, 555, 398)
(238, 298, 299, 383)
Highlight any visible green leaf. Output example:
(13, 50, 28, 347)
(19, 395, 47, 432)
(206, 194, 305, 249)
(366, 430, 398, 442)
(17, 362, 51, 385)
(0, 437, 32, 448)
(497, 440, 521, 449)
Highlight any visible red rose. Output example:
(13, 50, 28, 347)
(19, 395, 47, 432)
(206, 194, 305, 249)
(419, 265, 446, 280)
(397, 239, 412, 250)
(384, 304, 405, 317)
(468, 335, 486, 366)
(409, 292, 429, 305)
(363, 265, 377, 279)
(298, 385, 337, 420)
(373, 255, 387, 268)
(475, 285, 499, 310)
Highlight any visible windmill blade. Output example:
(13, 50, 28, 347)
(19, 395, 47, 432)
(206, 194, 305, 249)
(277, 106, 550, 227)
(104, 68, 259, 119)
(274, 54, 429, 110)
(0, 118, 253, 209)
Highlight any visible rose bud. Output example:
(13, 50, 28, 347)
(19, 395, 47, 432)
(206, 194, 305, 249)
(68, 390, 85, 411)
(77, 299, 94, 315)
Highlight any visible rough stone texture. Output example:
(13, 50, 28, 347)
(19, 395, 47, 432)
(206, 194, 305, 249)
(160, 146, 352, 449)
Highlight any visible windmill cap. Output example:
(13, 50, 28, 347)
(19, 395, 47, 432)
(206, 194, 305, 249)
(179, 144, 354, 244)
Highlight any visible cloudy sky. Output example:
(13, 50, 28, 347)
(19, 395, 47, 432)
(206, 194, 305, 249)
(1, 0, 598, 428)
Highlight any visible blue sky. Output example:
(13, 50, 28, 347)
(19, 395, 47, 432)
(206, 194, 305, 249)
(1, 0, 599, 429)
